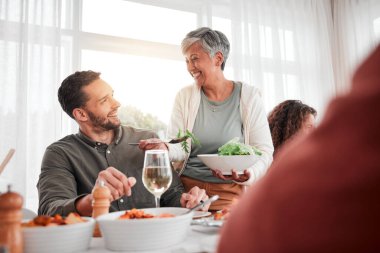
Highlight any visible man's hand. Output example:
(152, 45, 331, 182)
(95, 167, 136, 201)
(211, 169, 251, 183)
(75, 167, 136, 216)
(180, 186, 209, 211)
(138, 138, 168, 151)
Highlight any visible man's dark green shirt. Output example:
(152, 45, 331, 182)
(37, 125, 184, 215)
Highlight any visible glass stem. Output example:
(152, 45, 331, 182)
(155, 196, 160, 208)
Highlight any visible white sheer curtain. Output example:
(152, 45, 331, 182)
(0, 0, 379, 212)
(214, 0, 336, 116)
(332, 0, 380, 93)
(0, 0, 73, 211)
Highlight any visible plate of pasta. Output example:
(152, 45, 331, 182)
(22, 213, 94, 253)
(97, 207, 193, 251)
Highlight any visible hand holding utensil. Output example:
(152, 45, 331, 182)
(185, 195, 219, 214)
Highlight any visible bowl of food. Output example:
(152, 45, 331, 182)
(197, 138, 262, 175)
(97, 207, 193, 251)
(22, 213, 95, 253)
(197, 154, 260, 175)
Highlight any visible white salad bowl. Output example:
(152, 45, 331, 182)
(197, 154, 260, 175)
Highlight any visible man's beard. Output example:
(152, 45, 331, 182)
(87, 110, 120, 130)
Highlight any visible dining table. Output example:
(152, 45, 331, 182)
(81, 225, 220, 253)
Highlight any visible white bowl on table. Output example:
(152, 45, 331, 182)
(197, 154, 260, 175)
(97, 207, 193, 251)
(22, 217, 95, 253)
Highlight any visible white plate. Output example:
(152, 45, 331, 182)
(197, 154, 260, 175)
(192, 225, 220, 234)
(193, 211, 212, 219)
(191, 218, 224, 228)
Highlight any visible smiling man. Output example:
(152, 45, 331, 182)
(37, 70, 209, 216)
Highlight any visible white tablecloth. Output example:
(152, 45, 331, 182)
(83, 226, 220, 253)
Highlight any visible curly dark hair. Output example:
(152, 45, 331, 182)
(58, 70, 100, 119)
(268, 100, 317, 155)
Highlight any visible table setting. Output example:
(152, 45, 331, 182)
(6, 149, 224, 253)
(16, 197, 223, 253)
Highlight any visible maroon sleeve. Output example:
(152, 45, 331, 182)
(217, 45, 380, 253)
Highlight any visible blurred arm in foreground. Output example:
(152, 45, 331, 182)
(218, 45, 380, 253)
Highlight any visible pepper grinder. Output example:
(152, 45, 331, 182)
(0, 185, 23, 253)
(91, 180, 111, 237)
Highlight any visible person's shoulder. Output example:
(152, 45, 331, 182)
(180, 83, 196, 91)
(177, 83, 199, 95)
(238, 82, 259, 92)
(121, 125, 153, 134)
(43, 134, 79, 157)
(121, 125, 156, 138)
(236, 81, 261, 98)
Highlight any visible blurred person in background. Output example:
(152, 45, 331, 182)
(141, 27, 273, 211)
(217, 45, 380, 253)
(268, 100, 317, 156)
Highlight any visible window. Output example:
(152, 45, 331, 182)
(279, 29, 295, 62)
(82, 0, 196, 45)
(283, 74, 300, 99)
(79, 0, 197, 134)
(262, 72, 276, 111)
(81, 50, 192, 129)
(259, 26, 273, 58)
(2, 0, 352, 213)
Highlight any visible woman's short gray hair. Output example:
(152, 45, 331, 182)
(181, 27, 230, 70)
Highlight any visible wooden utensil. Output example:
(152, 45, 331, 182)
(0, 149, 15, 175)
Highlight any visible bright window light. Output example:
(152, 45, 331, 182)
(81, 50, 193, 125)
(212, 17, 234, 79)
(82, 0, 197, 45)
(259, 26, 273, 58)
(0, 0, 21, 22)
(212, 16, 232, 41)
(283, 74, 300, 99)
(0, 41, 18, 114)
(263, 72, 276, 112)
(279, 29, 295, 61)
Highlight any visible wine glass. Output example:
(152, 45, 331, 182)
(142, 150, 172, 208)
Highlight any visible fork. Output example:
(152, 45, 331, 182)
(128, 136, 189, 145)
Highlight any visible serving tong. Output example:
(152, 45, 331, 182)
(128, 136, 189, 145)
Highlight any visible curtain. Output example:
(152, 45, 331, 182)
(332, 0, 380, 94)
(218, 0, 336, 116)
(0, 0, 74, 211)
(0, 0, 379, 212)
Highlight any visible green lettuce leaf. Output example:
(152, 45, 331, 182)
(218, 137, 262, 156)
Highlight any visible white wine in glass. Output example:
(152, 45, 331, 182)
(142, 150, 172, 208)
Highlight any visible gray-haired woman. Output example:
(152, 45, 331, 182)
(142, 27, 274, 211)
